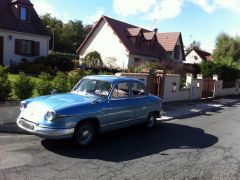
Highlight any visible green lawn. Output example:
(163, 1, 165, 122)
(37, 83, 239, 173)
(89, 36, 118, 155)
(8, 74, 41, 98)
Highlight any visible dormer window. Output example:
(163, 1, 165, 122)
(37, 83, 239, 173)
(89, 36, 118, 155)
(19, 6, 29, 21)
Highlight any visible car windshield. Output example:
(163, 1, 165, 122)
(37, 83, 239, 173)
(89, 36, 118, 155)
(72, 78, 112, 97)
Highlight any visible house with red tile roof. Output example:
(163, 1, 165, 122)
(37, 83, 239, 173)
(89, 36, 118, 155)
(77, 16, 185, 70)
(0, 0, 49, 66)
(184, 48, 212, 64)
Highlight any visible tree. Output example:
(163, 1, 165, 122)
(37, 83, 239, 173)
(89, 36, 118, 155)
(40, 14, 63, 52)
(83, 51, 103, 68)
(40, 14, 93, 53)
(185, 40, 201, 53)
(213, 32, 240, 63)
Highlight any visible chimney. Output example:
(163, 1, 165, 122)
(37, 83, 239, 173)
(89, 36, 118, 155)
(153, 28, 158, 33)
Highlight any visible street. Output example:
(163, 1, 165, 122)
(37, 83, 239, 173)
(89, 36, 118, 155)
(0, 102, 240, 179)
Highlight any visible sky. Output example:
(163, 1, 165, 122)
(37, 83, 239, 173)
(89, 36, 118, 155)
(31, 0, 240, 52)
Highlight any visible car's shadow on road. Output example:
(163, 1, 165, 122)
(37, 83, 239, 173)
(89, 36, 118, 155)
(41, 122, 218, 162)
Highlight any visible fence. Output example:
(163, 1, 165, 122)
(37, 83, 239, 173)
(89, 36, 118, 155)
(115, 72, 240, 103)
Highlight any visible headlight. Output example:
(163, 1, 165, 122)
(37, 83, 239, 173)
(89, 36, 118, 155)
(20, 102, 27, 111)
(46, 111, 56, 121)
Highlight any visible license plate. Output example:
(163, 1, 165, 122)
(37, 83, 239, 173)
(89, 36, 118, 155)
(19, 119, 34, 130)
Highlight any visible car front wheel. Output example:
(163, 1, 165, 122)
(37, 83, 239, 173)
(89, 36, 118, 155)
(145, 113, 157, 128)
(73, 122, 96, 147)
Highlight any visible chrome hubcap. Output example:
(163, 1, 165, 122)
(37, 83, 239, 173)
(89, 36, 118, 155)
(78, 126, 93, 145)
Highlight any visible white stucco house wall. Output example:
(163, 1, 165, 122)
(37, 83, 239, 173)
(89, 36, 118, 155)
(0, 0, 49, 66)
(77, 16, 185, 70)
(184, 48, 212, 64)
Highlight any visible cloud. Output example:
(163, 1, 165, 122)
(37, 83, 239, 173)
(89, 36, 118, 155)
(113, 0, 240, 21)
(85, 9, 105, 23)
(31, 0, 60, 18)
(113, 0, 157, 16)
(147, 0, 183, 21)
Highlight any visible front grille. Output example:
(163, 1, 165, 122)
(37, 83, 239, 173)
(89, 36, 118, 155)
(19, 118, 35, 130)
(21, 118, 38, 125)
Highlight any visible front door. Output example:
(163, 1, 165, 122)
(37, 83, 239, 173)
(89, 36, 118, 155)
(0, 37, 3, 66)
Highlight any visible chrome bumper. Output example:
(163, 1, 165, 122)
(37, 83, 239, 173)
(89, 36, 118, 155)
(17, 118, 74, 139)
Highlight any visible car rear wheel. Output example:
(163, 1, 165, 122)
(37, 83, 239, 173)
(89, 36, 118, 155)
(73, 122, 96, 147)
(145, 113, 157, 129)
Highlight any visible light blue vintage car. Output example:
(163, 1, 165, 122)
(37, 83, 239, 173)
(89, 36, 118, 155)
(17, 75, 163, 146)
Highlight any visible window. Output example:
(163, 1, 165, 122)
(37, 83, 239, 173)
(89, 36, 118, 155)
(112, 82, 129, 98)
(194, 55, 198, 60)
(131, 82, 147, 96)
(72, 79, 111, 97)
(15, 39, 40, 56)
(19, 6, 29, 21)
(134, 58, 141, 66)
(174, 45, 180, 59)
(21, 40, 32, 55)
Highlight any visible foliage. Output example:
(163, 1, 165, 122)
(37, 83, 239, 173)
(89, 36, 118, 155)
(9, 53, 75, 75)
(36, 73, 53, 96)
(52, 72, 69, 93)
(179, 76, 186, 89)
(83, 51, 103, 68)
(130, 62, 162, 74)
(68, 70, 84, 90)
(84, 69, 96, 76)
(199, 61, 240, 81)
(46, 54, 74, 71)
(185, 40, 201, 53)
(13, 72, 34, 100)
(213, 32, 240, 63)
(40, 14, 93, 53)
(0, 66, 11, 101)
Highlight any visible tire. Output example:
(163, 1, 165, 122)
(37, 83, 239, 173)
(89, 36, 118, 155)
(145, 113, 157, 129)
(73, 122, 96, 147)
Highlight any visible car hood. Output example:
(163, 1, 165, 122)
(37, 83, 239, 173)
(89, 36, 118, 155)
(27, 93, 95, 110)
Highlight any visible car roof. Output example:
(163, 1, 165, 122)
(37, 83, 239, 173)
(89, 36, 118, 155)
(84, 75, 144, 84)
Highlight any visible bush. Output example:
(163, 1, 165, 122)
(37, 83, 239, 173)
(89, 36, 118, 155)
(13, 72, 34, 100)
(0, 66, 11, 101)
(83, 51, 103, 68)
(47, 54, 74, 72)
(199, 61, 240, 80)
(68, 70, 84, 90)
(84, 69, 95, 76)
(36, 72, 53, 96)
(52, 72, 69, 93)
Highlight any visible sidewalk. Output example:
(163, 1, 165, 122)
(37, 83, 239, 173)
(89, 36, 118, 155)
(159, 96, 240, 121)
(0, 96, 240, 134)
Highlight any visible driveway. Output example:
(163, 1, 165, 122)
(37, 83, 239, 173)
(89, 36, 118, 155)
(0, 102, 240, 179)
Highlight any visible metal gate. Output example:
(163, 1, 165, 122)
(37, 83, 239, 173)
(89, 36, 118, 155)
(202, 78, 215, 98)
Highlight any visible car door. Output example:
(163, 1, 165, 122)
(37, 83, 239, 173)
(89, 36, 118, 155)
(131, 81, 149, 122)
(102, 81, 135, 130)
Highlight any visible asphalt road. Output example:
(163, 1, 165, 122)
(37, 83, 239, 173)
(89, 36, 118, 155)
(0, 103, 240, 180)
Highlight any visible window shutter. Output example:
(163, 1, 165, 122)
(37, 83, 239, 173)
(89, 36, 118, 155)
(15, 39, 22, 55)
(33, 41, 40, 56)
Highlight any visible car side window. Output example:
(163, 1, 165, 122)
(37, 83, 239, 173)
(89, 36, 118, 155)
(112, 82, 129, 98)
(131, 82, 147, 96)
